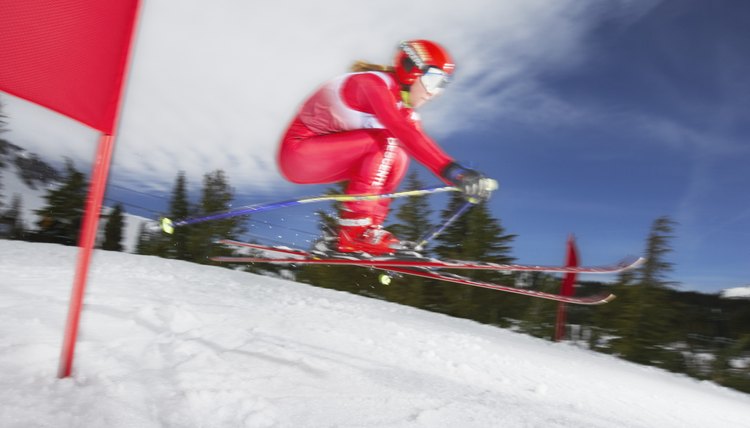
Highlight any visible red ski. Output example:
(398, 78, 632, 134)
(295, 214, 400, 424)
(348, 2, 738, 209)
(380, 267, 616, 305)
(213, 240, 644, 274)
(212, 240, 625, 305)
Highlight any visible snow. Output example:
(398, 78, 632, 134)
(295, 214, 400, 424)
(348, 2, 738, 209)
(1, 240, 748, 428)
(722, 286, 750, 299)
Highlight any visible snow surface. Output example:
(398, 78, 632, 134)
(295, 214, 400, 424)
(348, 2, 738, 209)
(1, 240, 748, 428)
(722, 286, 750, 300)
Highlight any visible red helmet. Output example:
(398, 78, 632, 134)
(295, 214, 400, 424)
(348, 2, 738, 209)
(394, 40, 455, 87)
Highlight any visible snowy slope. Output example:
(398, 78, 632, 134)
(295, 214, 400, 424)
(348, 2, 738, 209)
(1, 240, 748, 428)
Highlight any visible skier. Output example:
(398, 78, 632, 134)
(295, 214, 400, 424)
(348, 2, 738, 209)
(277, 39, 496, 255)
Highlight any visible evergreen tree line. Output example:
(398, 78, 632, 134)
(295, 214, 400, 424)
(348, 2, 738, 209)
(0, 160, 126, 248)
(0, 161, 244, 258)
(134, 170, 246, 265)
(1, 163, 748, 394)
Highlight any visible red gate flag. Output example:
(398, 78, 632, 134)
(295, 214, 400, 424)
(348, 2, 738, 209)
(0, 0, 140, 134)
(0, 0, 141, 378)
(554, 235, 579, 342)
(560, 235, 579, 298)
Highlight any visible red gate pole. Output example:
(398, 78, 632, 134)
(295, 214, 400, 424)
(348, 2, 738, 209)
(0, 0, 141, 378)
(554, 235, 579, 342)
(58, 133, 116, 378)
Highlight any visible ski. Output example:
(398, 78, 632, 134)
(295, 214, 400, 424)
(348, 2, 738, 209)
(379, 267, 616, 305)
(212, 240, 621, 305)
(218, 239, 309, 257)
(214, 240, 644, 274)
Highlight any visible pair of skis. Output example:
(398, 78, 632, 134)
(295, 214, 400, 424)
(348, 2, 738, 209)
(212, 239, 644, 305)
(159, 185, 643, 305)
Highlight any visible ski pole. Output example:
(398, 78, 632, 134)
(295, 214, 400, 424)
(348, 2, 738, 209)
(159, 185, 459, 234)
(413, 200, 474, 251)
(414, 178, 499, 250)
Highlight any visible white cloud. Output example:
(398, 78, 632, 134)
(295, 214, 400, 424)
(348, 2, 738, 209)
(2, 0, 650, 193)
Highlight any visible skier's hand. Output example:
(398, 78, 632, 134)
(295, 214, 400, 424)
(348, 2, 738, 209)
(441, 162, 498, 204)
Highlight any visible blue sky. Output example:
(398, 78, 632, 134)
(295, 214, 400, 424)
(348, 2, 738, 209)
(469, 0, 750, 292)
(2, 0, 748, 293)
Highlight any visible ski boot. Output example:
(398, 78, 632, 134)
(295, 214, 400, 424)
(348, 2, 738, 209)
(337, 223, 404, 256)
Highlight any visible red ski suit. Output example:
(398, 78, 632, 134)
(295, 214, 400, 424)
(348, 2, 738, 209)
(278, 71, 453, 225)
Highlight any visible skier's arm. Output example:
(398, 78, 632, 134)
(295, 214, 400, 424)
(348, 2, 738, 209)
(352, 77, 454, 176)
(350, 74, 497, 202)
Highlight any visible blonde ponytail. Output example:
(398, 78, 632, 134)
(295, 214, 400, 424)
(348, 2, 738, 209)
(349, 61, 394, 73)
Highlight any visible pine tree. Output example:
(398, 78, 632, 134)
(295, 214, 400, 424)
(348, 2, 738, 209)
(0, 98, 8, 171)
(167, 171, 191, 260)
(135, 222, 170, 256)
(711, 334, 750, 393)
(0, 141, 7, 169)
(611, 216, 681, 367)
(519, 274, 563, 338)
(433, 195, 516, 265)
(387, 171, 433, 244)
(101, 203, 125, 251)
(188, 170, 245, 264)
(33, 160, 87, 245)
(7, 194, 26, 239)
(0, 166, 6, 231)
(0, 194, 26, 239)
(0, 169, 4, 211)
(133, 173, 190, 258)
(135, 223, 151, 254)
(431, 194, 517, 320)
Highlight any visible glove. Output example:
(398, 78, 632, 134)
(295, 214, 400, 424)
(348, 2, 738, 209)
(441, 162, 498, 203)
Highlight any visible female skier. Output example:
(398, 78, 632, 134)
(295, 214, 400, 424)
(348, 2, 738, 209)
(278, 39, 496, 255)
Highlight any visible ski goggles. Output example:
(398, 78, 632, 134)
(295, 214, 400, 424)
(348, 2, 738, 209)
(419, 67, 451, 95)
